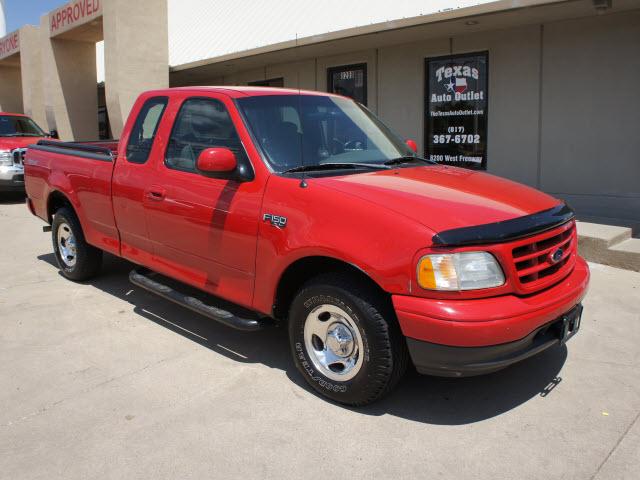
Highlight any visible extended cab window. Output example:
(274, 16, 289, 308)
(126, 97, 168, 164)
(165, 97, 244, 173)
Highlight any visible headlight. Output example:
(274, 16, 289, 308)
(0, 151, 12, 167)
(417, 251, 505, 291)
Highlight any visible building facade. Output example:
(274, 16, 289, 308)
(0, 0, 638, 231)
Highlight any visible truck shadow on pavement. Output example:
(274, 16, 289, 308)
(0, 192, 26, 205)
(38, 252, 568, 426)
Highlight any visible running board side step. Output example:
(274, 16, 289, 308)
(129, 268, 267, 331)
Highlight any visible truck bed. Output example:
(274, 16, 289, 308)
(25, 139, 120, 256)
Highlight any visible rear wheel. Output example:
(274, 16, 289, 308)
(288, 273, 408, 406)
(52, 207, 102, 281)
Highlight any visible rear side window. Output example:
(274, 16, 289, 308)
(165, 97, 244, 173)
(126, 96, 168, 164)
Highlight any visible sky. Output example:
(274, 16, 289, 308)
(4, 0, 63, 32)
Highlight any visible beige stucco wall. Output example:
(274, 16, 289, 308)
(19, 25, 46, 128)
(201, 59, 317, 91)
(40, 13, 98, 141)
(6, 0, 170, 140)
(540, 12, 640, 226)
(0, 29, 23, 113)
(103, 0, 168, 138)
(267, 60, 316, 90)
(0, 63, 22, 112)
(221, 68, 268, 87)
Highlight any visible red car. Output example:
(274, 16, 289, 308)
(0, 113, 55, 193)
(24, 87, 589, 405)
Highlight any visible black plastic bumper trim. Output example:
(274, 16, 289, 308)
(432, 203, 575, 247)
(407, 307, 581, 377)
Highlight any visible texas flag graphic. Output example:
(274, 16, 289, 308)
(455, 77, 468, 94)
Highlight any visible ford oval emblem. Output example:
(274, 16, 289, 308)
(549, 248, 564, 264)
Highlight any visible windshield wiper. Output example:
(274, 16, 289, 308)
(282, 162, 390, 174)
(383, 156, 434, 166)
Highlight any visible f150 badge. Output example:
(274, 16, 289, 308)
(263, 213, 287, 229)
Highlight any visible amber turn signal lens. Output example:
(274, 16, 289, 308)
(417, 256, 437, 289)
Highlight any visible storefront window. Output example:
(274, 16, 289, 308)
(425, 52, 488, 170)
(327, 64, 367, 105)
(248, 77, 284, 87)
(97, 82, 112, 140)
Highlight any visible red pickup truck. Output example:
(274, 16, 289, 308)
(0, 112, 55, 192)
(24, 87, 589, 405)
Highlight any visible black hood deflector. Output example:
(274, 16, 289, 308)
(432, 204, 575, 247)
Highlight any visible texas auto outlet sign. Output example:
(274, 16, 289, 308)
(50, 0, 102, 36)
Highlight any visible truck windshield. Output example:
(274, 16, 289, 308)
(0, 115, 46, 137)
(236, 94, 418, 173)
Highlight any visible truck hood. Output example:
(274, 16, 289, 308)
(314, 165, 561, 234)
(0, 136, 48, 151)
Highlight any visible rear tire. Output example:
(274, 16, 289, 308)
(52, 207, 102, 281)
(288, 273, 408, 406)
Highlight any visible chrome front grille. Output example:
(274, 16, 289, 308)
(12, 148, 26, 166)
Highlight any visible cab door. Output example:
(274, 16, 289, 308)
(143, 93, 266, 309)
(112, 95, 169, 265)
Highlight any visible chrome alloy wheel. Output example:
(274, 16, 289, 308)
(303, 304, 364, 381)
(57, 222, 77, 268)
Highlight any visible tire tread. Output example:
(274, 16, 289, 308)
(52, 207, 102, 281)
(290, 272, 409, 406)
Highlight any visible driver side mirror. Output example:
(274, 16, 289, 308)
(49, 130, 59, 139)
(196, 147, 238, 178)
(405, 139, 418, 154)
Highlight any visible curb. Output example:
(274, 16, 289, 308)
(577, 222, 640, 272)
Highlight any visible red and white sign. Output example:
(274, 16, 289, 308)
(0, 31, 20, 61)
(455, 77, 467, 94)
(50, 0, 103, 36)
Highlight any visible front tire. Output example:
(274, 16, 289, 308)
(288, 273, 408, 406)
(52, 207, 102, 281)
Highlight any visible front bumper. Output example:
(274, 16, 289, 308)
(393, 256, 590, 376)
(406, 305, 581, 377)
(0, 165, 25, 191)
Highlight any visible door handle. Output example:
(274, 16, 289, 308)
(145, 187, 165, 201)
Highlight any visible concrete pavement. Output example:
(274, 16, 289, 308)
(1, 194, 639, 480)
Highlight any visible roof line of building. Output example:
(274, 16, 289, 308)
(169, 0, 569, 72)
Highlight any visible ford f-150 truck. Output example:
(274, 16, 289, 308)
(24, 87, 589, 405)
(0, 112, 56, 192)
